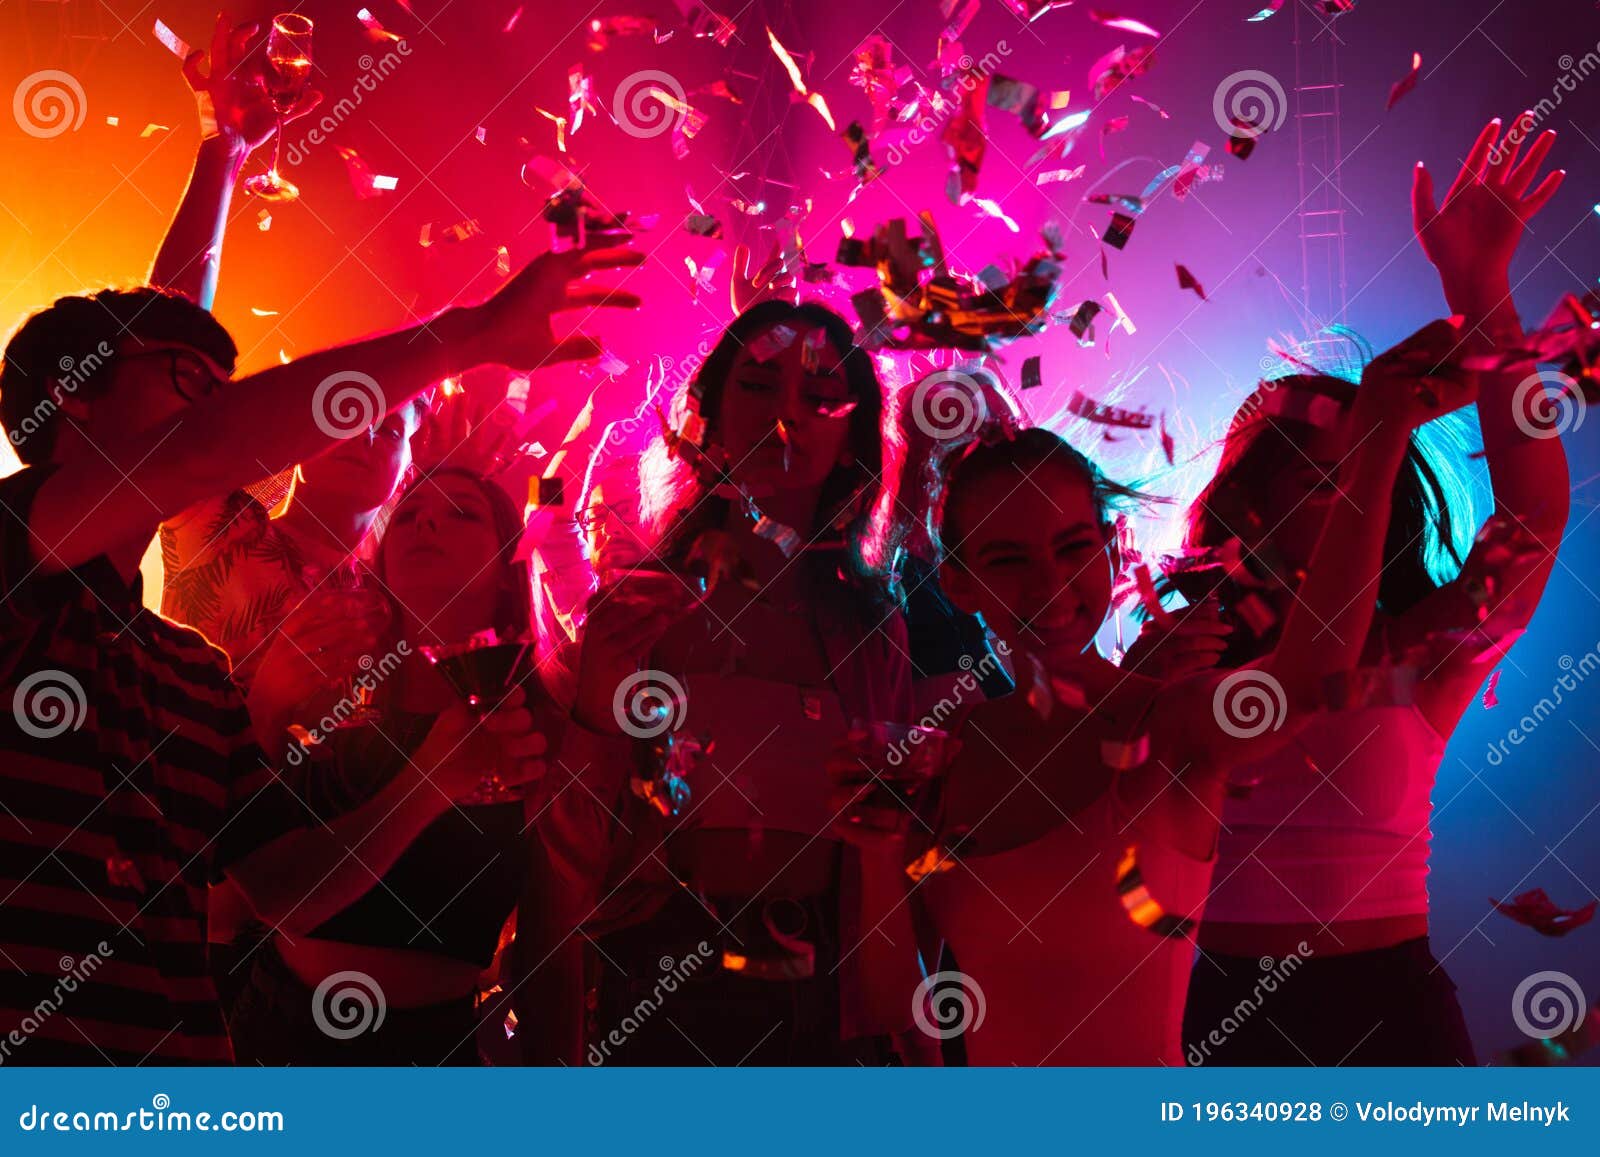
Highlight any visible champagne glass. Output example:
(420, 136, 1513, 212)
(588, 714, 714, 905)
(306, 560, 393, 729)
(243, 14, 314, 202)
(417, 629, 537, 805)
(843, 720, 952, 840)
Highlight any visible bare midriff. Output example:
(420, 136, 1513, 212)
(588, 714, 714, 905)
(1198, 913, 1430, 958)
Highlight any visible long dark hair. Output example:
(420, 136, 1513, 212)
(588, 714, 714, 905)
(639, 300, 894, 608)
(1188, 375, 1464, 620)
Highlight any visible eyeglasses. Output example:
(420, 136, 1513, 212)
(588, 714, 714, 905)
(120, 346, 227, 403)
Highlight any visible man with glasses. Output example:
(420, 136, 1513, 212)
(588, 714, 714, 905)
(0, 236, 641, 1061)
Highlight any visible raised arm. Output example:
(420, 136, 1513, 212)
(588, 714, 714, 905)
(149, 16, 320, 308)
(1395, 117, 1571, 679)
(25, 246, 642, 576)
(1166, 321, 1479, 768)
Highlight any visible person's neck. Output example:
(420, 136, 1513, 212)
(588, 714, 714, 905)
(723, 483, 824, 587)
(275, 488, 377, 560)
(404, 603, 492, 651)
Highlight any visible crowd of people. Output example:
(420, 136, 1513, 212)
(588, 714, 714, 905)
(0, 21, 1572, 1066)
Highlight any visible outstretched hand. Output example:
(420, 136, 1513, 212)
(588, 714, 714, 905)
(181, 14, 321, 152)
(1413, 116, 1564, 306)
(472, 245, 644, 370)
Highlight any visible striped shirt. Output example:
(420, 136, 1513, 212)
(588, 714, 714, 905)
(0, 465, 299, 1064)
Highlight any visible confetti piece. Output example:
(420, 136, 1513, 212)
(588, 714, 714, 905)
(1159, 411, 1175, 465)
(1116, 845, 1195, 937)
(371, 173, 398, 191)
(1021, 355, 1042, 390)
(1492, 888, 1597, 937)
(1037, 164, 1086, 186)
(496, 245, 511, 276)
(1088, 43, 1155, 102)
(335, 146, 393, 198)
(1176, 264, 1206, 300)
(1066, 388, 1152, 428)
(1101, 735, 1150, 770)
(1133, 563, 1174, 628)
(1089, 10, 1160, 37)
(105, 115, 119, 127)
(1002, 0, 1071, 21)
(767, 26, 808, 95)
(504, 6, 523, 33)
(1103, 211, 1136, 249)
(153, 19, 192, 60)
(1246, 1, 1284, 20)
(249, 307, 279, 316)
(971, 197, 1020, 232)
(1130, 94, 1169, 118)
(140, 123, 170, 138)
(1386, 51, 1422, 112)
(356, 7, 403, 42)
(685, 212, 723, 238)
(256, 209, 272, 231)
(1227, 117, 1259, 159)
(1067, 300, 1103, 342)
(1482, 667, 1501, 709)
(1104, 291, 1136, 336)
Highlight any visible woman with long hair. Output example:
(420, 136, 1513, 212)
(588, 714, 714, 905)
(551, 300, 921, 1064)
(1133, 120, 1568, 1066)
(226, 467, 551, 1064)
(829, 316, 1478, 1065)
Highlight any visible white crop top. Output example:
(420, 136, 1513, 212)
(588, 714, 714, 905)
(924, 790, 1213, 1066)
(1205, 706, 1447, 925)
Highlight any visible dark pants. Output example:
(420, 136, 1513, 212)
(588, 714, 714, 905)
(591, 891, 890, 1066)
(1183, 936, 1478, 1066)
(229, 941, 480, 1066)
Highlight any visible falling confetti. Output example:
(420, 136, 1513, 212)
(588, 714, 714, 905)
(1088, 10, 1161, 37)
(1176, 264, 1206, 300)
(1386, 51, 1422, 111)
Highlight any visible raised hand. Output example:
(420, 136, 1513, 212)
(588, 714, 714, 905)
(470, 245, 644, 370)
(1413, 117, 1564, 307)
(415, 687, 549, 803)
(1121, 599, 1233, 681)
(181, 14, 320, 151)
